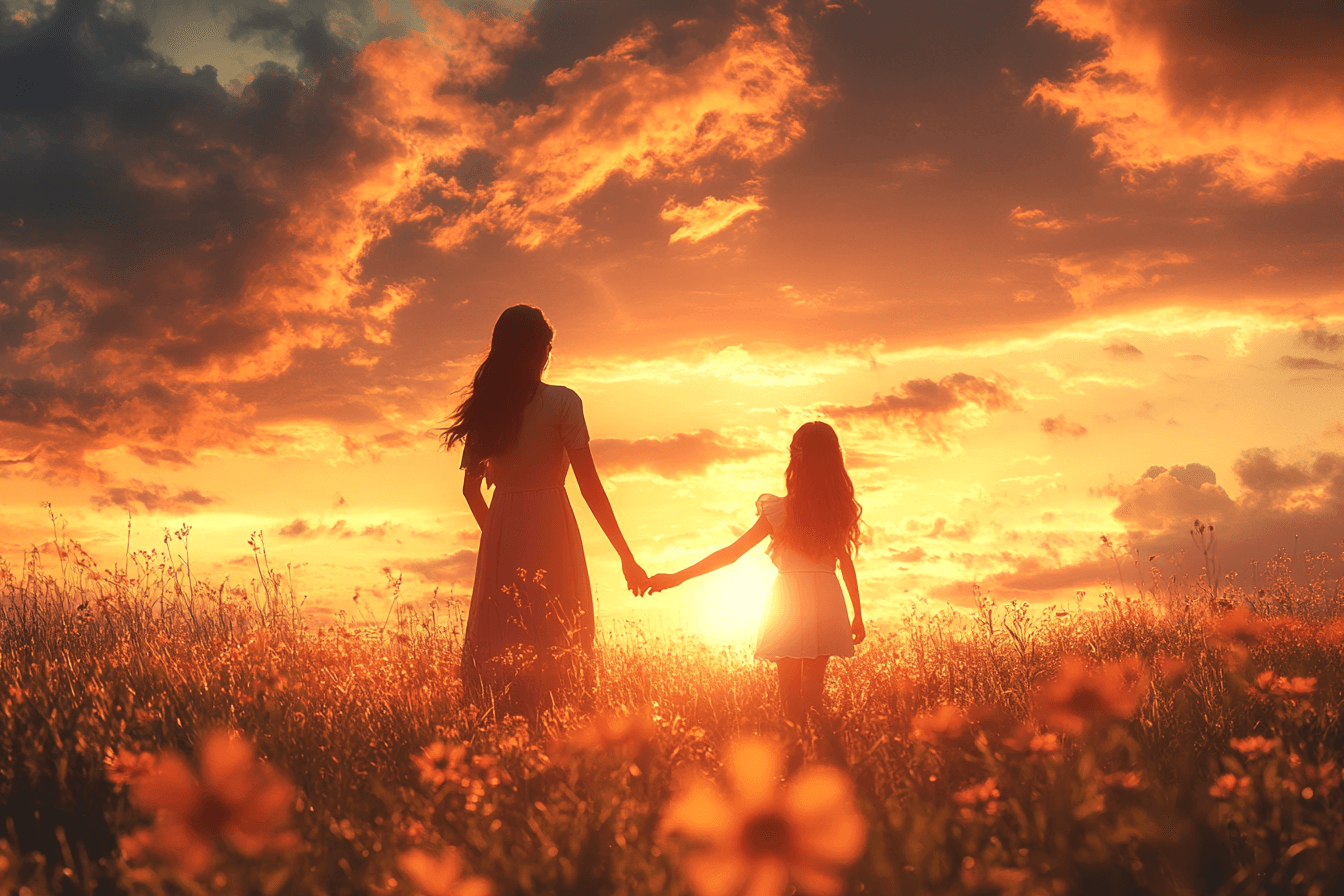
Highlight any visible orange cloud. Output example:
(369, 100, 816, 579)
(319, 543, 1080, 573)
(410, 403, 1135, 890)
(1030, 0, 1344, 193)
(591, 429, 764, 479)
(819, 373, 1019, 437)
(662, 195, 764, 244)
(1040, 414, 1088, 439)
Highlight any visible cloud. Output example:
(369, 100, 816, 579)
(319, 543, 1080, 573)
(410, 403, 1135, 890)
(1030, 0, 1344, 192)
(1301, 324, 1344, 352)
(987, 450, 1344, 598)
(277, 518, 398, 538)
(819, 373, 1019, 433)
(1103, 340, 1143, 359)
(662, 195, 764, 245)
(1279, 356, 1339, 371)
(1040, 414, 1087, 439)
(92, 481, 218, 514)
(590, 429, 764, 479)
(401, 550, 477, 585)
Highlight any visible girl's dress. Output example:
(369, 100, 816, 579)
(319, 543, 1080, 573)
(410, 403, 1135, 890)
(460, 383, 594, 707)
(753, 494, 855, 660)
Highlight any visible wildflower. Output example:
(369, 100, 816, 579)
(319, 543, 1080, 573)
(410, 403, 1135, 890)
(660, 738, 868, 896)
(1215, 606, 1266, 645)
(415, 742, 468, 788)
(126, 730, 296, 876)
(105, 748, 157, 787)
(1229, 736, 1279, 758)
(1250, 671, 1316, 698)
(1209, 774, 1252, 799)
(911, 704, 968, 745)
(397, 848, 493, 896)
(1033, 655, 1147, 737)
(562, 710, 656, 757)
(1157, 655, 1189, 687)
(952, 778, 1002, 820)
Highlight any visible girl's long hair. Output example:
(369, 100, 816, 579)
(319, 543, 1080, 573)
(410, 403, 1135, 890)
(777, 421, 862, 560)
(440, 305, 554, 462)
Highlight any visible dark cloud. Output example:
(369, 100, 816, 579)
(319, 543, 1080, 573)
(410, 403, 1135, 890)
(1040, 414, 1087, 438)
(1103, 341, 1143, 359)
(987, 450, 1344, 598)
(278, 518, 396, 538)
(401, 549, 476, 585)
(590, 429, 763, 479)
(1301, 324, 1344, 352)
(1279, 356, 1339, 371)
(92, 480, 217, 514)
(820, 373, 1018, 429)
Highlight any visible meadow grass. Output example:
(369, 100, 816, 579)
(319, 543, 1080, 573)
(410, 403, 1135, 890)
(3, 516, 1344, 895)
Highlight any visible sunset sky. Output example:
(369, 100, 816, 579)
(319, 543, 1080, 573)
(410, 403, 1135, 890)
(2, 0, 1342, 641)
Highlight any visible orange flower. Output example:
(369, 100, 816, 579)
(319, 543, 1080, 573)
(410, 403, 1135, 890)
(1033, 655, 1147, 737)
(659, 738, 867, 896)
(1250, 671, 1316, 698)
(397, 848, 493, 896)
(127, 730, 296, 876)
(911, 704, 968, 745)
(952, 778, 1002, 820)
(105, 748, 157, 787)
(558, 710, 656, 762)
(1209, 773, 1251, 799)
(415, 742, 468, 788)
(1229, 736, 1279, 758)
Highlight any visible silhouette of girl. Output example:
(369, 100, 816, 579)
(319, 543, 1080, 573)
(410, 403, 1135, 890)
(648, 421, 865, 730)
(442, 305, 647, 711)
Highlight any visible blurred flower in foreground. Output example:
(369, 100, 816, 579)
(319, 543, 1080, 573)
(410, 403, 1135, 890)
(911, 704, 968, 745)
(105, 748, 157, 787)
(1250, 670, 1316, 698)
(659, 738, 867, 896)
(398, 848, 493, 896)
(1033, 655, 1147, 737)
(123, 730, 296, 876)
(553, 710, 656, 767)
(1229, 736, 1279, 758)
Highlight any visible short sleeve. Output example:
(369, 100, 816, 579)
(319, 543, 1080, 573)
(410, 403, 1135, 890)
(558, 387, 590, 452)
(756, 493, 786, 530)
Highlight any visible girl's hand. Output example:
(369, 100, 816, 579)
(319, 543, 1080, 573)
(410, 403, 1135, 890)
(851, 615, 866, 645)
(646, 573, 680, 594)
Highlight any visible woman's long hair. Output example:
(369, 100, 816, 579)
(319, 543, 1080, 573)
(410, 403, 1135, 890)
(440, 305, 554, 462)
(777, 421, 862, 560)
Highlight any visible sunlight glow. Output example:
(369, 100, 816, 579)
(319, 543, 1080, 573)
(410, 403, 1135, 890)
(685, 552, 777, 645)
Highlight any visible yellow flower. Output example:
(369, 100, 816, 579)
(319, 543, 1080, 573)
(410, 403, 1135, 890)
(1229, 735, 1279, 758)
(397, 848, 493, 896)
(1251, 671, 1316, 698)
(127, 730, 296, 876)
(660, 738, 867, 896)
(555, 710, 656, 763)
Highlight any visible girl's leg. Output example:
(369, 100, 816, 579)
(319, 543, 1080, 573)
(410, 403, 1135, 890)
(776, 658, 804, 726)
(801, 656, 829, 721)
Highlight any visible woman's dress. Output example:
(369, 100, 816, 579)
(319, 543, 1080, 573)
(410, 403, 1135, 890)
(753, 494, 856, 660)
(460, 384, 594, 708)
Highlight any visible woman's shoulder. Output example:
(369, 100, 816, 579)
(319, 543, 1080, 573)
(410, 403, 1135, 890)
(755, 493, 786, 527)
(541, 383, 583, 404)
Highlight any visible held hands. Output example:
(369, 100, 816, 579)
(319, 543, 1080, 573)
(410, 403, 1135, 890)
(645, 573, 683, 594)
(851, 614, 866, 646)
(622, 555, 649, 596)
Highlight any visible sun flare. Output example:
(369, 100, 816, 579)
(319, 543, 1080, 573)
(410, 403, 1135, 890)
(683, 552, 777, 645)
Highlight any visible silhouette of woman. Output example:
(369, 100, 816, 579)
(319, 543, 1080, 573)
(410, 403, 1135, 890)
(441, 305, 647, 712)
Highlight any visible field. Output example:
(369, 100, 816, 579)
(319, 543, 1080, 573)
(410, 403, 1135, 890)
(4, 518, 1344, 896)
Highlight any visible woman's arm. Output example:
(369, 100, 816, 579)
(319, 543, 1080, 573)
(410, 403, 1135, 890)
(567, 446, 648, 595)
(462, 465, 489, 530)
(838, 552, 865, 644)
(649, 514, 773, 591)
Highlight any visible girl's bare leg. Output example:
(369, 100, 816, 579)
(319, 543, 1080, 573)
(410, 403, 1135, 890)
(801, 656, 829, 721)
(776, 658, 803, 727)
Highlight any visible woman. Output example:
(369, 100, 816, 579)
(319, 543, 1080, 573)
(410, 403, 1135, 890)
(441, 305, 646, 711)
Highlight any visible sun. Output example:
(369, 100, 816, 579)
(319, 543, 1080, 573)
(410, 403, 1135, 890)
(684, 552, 777, 645)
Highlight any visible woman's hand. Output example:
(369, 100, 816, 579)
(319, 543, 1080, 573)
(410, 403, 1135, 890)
(646, 573, 681, 594)
(622, 556, 649, 596)
(851, 614, 867, 646)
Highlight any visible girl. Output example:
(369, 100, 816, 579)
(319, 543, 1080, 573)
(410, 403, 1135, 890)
(647, 421, 865, 727)
(441, 305, 647, 711)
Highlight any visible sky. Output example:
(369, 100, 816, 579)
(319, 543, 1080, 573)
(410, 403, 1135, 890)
(2, 0, 1343, 642)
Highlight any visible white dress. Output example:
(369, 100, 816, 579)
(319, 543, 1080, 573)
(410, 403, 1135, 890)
(460, 384, 593, 703)
(754, 494, 856, 660)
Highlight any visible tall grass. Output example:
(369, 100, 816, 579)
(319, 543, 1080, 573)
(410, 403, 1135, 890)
(3, 514, 1344, 895)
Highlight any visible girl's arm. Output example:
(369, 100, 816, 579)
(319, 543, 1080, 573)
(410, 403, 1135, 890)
(838, 552, 866, 645)
(567, 446, 648, 595)
(648, 514, 773, 592)
(462, 465, 489, 529)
